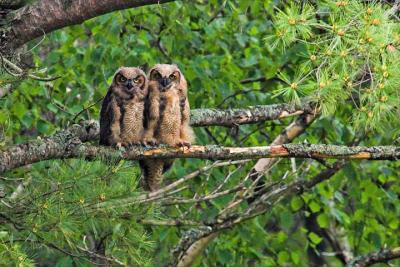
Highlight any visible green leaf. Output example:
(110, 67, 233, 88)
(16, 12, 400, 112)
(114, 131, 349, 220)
(291, 251, 301, 264)
(308, 201, 321, 213)
(277, 251, 290, 265)
(317, 213, 329, 228)
(11, 101, 27, 120)
(388, 219, 398, 230)
(0, 111, 9, 123)
(308, 232, 322, 245)
(291, 196, 304, 211)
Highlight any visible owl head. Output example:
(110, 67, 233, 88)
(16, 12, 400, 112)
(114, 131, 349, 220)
(111, 67, 148, 99)
(148, 64, 186, 92)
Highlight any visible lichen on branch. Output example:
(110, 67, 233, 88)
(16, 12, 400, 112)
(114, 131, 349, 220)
(2, 140, 400, 173)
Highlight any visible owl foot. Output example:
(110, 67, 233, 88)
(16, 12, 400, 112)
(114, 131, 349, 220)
(115, 142, 127, 150)
(175, 140, 191, 147)
(142, 137, 158, 146)
(128, 141, 141, 146)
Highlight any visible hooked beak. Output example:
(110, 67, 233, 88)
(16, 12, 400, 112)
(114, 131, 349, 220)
(160, 77, 172, 91)
(126, 80, 133, 90)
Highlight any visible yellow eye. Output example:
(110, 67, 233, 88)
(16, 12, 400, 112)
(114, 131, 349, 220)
(169, 74, 176, 80)
(133, 78, 139, 83)
(119, 75, 127, 82)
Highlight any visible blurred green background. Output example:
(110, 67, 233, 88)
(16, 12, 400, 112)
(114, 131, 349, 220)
(0, 1, 399, 266)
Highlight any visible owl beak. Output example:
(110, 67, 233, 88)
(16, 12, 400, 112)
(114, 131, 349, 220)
(126, 80, 133, 90)
(160, 77, 171, 88)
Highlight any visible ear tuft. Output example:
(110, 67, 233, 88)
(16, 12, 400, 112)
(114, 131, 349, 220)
(139, 63, 149, 73)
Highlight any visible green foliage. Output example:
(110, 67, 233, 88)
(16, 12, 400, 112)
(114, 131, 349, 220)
(1, 0, 400, 266)
(1, 159, 156, 266)
(264, 1, 400, 130)
(0, 242, 35, 267)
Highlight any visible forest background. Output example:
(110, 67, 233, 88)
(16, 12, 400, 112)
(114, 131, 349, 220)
(0, 0, 400, 266)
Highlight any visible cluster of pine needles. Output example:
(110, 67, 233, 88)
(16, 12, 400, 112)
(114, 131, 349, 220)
(265, 1, 400, 131)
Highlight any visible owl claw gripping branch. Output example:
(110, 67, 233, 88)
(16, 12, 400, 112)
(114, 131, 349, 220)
(100, 64, 194, 192)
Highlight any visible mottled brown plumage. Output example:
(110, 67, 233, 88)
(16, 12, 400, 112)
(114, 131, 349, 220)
(140, 64, 194, 191)
(99, 67, 148, 147)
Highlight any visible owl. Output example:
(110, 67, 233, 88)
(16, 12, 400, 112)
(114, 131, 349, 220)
(99, 67, 148, 147)
(140, 64, 194, 191)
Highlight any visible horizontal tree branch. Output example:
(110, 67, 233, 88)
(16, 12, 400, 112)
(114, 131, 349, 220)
(2, 134, 400, 173)
(123, 143, 399, 162)
(0, 102, 312, 172)
(3, 0, 175, 51)
(347, 247, 400, 267)
(252, 113, 317, 174)
(174, 113, 318, 267)
(0, 120, 100, 173)
(191, 102, 314, 127)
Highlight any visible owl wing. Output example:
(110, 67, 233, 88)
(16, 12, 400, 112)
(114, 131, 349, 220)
(99, 90, 113, 146)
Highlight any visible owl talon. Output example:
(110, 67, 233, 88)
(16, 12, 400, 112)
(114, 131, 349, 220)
(115, 142, 127, 150)
(129, 141, 141, 146)
(176, 141, 191, 147)
(142, 138, 158, 146)
(142, 142, 150, 148)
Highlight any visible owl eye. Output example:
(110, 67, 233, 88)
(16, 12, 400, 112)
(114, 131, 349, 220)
(169, 74, 177, 81)
(151, 71, 162, 80)
(133, 77, 142, 84)
(118, 75, 127, 83)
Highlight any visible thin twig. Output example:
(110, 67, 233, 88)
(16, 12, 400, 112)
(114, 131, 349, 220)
(0, 54, 60, 81)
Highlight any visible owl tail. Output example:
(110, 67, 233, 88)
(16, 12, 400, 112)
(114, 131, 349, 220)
(139, 159, 174, 191)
